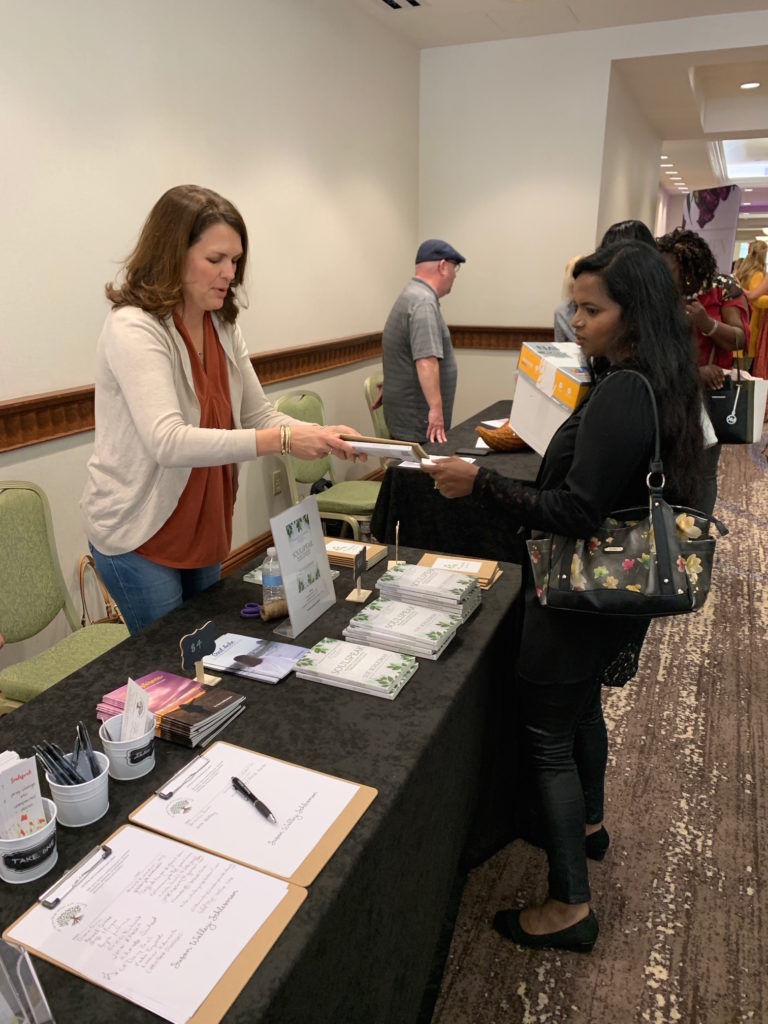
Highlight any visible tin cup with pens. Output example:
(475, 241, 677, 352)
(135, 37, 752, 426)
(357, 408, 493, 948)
(36, 722, 109, 828)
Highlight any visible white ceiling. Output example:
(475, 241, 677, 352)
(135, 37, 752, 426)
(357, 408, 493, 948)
(352, 0, 768, 244)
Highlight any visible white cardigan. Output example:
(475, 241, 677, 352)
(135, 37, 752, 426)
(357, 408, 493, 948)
(81, 306, 290, 554)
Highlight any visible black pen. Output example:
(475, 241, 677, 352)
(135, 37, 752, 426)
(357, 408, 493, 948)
(231, 776, 277, 824)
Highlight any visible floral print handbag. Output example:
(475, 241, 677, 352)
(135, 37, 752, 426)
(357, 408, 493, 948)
(526, 372, 728, 617)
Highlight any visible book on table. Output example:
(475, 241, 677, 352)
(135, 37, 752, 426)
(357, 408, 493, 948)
(342, 597, 460, 659)
(295, 637, 418, 699)
(155, 687, 246, 748)
(324, 537, 388, 571)
(203, 633, 308, 684)
(416, 551, 502, 590)
(375, 563, 482, 622)
(96, 669, 205, 723)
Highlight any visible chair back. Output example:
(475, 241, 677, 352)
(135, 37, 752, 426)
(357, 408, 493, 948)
(0, 482, 80, 643)
(364, 372, 388, 438)
(273, 390, 336, 492)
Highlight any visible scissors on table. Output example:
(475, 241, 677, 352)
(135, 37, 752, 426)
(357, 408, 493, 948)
(240, 602, 261, 619)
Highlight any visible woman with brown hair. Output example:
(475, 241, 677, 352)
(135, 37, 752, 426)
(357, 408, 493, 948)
(82, 185, 360, 634)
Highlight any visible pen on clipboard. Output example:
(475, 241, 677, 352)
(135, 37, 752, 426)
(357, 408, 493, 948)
(231, 776, 277, 824)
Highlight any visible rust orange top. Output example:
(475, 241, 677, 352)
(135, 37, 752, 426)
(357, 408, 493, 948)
(137, 313, 234, 567)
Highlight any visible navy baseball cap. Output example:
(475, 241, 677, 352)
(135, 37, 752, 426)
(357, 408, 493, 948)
(415, 239, 466, 265)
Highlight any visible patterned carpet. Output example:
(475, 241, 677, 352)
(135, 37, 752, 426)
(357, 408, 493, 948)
(431, 439, 768, 1024)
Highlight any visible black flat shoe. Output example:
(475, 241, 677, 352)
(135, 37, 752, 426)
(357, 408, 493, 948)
(585, 826, 610, 861)
(493, 908, 598, 953)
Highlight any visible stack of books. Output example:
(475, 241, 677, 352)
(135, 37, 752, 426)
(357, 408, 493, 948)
(295, 637, 418, 699)
(154, 688, 246, 748)
(203, 634, 308, 684)
(97, 670, 245, 748)
(97, 670, 205, 723)
(324, 538, 388, 571)
(417, 551, 502, 590)
(343, 597, 460, 659)
(375, 563, 482, 622)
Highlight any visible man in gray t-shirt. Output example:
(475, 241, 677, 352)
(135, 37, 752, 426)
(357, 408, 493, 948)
(381, 239, 465, 444)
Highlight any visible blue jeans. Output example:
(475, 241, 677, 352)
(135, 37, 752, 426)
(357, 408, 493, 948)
(89, 544, 221, 635)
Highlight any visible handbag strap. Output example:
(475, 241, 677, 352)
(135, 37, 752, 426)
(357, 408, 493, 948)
(78, 554, 121, 626)
(602, 369, 663, 487)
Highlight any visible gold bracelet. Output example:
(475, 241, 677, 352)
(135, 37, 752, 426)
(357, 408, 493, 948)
(280, 424, 287, 456)
(285, 424, 291, 455)
(701, 319, 718, 337)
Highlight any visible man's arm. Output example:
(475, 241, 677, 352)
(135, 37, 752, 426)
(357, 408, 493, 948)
(415, 357, 446, 443)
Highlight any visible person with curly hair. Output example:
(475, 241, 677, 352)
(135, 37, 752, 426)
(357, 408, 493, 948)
(656, 228, 749, 515)
(656, 228, 749, 381)
(423, 242, 704, 953)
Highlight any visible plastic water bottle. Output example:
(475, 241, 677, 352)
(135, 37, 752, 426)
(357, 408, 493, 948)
(261, 547, 285, 605)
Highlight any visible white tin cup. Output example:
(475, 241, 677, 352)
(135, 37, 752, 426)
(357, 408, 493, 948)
(0, 798, 58, 884)
(99, 713, 156, 781)
(45, 751, 109, 827)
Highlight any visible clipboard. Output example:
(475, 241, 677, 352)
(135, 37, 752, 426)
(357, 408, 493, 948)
(3, 824, 307, 1024)
(129, 741, 377, 887)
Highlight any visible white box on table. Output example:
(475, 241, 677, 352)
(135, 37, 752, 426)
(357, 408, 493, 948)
(509, 341, 591, 456)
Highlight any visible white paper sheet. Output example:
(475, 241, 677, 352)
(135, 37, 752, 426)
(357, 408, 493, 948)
(269, 496, 336, 637)
(7, 826, 291, 1024)
(131, 742, 359, 880)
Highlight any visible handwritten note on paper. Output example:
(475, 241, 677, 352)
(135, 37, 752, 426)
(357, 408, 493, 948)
(5, 826, 293, 1024)
(131, 741, 362, 882)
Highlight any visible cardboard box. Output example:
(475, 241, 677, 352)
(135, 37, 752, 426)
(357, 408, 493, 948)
(509, 342, 591, 456)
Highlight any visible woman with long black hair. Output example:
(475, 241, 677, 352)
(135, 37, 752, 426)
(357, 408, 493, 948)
(423, 241, 704, 952)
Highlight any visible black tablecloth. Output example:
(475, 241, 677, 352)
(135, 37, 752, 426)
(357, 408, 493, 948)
(0, 549, 523, 1024)
(370, 401, 541, 562)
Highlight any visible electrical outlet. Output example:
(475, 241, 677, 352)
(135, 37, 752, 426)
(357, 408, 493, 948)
(272, 470, 282, 496)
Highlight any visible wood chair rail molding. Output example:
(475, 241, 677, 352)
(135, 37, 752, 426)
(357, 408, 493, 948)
(0, 326, 551, 453)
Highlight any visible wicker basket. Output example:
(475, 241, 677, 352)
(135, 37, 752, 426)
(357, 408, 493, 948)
(474, 422, 530, 452)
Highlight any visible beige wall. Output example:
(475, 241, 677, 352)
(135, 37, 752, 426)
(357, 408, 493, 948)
(419, 11, 768, 328)
(596, 67, 661, 244)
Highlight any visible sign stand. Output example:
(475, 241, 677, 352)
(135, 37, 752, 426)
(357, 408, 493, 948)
(346, 546, 371, 603)
(179, 621, 220, 685)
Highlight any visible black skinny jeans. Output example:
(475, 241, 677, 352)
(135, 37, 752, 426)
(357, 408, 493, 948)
(518, 672, 607, 904)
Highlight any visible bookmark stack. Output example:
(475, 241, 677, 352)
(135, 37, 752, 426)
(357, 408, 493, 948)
(295, 637, 418, 699)
(416, 552, 502, 590)
(343, 597, 460, 659)
(324, 538, 388, 571)
(375, 563, 482, 622)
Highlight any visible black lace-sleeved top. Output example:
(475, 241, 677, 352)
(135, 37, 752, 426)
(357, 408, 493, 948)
(474, 369, 656, 683)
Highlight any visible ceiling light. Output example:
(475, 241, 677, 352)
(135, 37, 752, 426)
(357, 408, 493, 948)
(743, 202, 752, 206)
(660, 154, 668, 159)
(665, 171, 679, 175)
(740, 82, 760, 90)
(745, 188, 754, 192)
(660, 163, 674, 167)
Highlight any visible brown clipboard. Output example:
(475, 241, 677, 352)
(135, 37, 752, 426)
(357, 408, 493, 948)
(128, 741, 378, 887)
(3, 823, 307, 1024)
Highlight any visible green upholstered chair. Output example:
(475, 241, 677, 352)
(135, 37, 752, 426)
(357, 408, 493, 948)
(364, 371, 389, 439)
(0, 481, 129, 707)
(274, 391, 381, 540)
